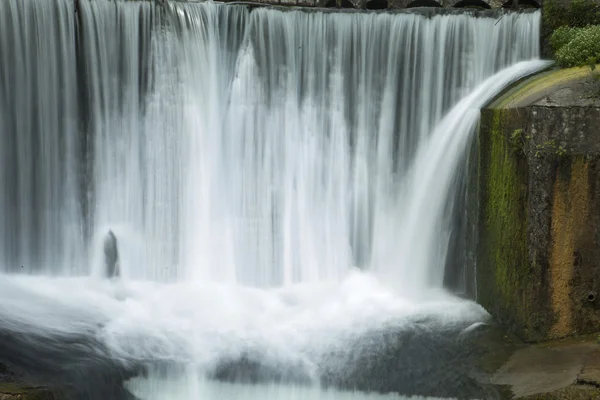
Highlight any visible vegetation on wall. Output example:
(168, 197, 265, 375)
(552, 25, 600, 67)
(477, 109, 542, 340)
(549, 26, 583, 54)
(544, 0, 600, 67)
(544, 0, 600, 31)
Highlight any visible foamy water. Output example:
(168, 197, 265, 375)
(0, 270, 488, 370)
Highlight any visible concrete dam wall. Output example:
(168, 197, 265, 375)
(469, 66, 600, 342)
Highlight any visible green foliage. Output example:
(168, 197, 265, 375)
(534, 139, 566, 158)
(569, 0, 600, 28)
(508, 128, 532, 155)
(543, 0, 600, 31)
(549, 26, 582, 53)
(552, 25, 600, 68)
(510, 128, 524, 142)
(543, 0, 569, 32)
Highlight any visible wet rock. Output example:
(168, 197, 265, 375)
(0, 329, 141, 400)
(0, 383, 57, 400)
(210, 351, 315, 385)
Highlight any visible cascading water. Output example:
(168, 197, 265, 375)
(2, 0, 540, 286)
(0, 0, 83, 274)
(0, 1, 547, 399)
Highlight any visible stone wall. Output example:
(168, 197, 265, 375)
(470, 66, 600, 342)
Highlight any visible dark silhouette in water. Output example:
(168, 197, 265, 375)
(103, 230, 120, 278)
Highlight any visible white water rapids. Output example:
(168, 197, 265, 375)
(0, 1, 548, 398)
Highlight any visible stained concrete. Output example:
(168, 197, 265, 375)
(470, 65, 600, 342)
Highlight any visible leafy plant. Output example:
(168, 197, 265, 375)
(569, 0, 600, 28)
(553, 25, 600, 68)
(549, 26, 582, 53)
(544, 0, 600, 31)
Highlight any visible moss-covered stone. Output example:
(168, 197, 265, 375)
(474, 65, 600, 342)
(477, 108, 552, 341)
(0, 383, 57, 400)
(521, 385, 600, 399)
(489, 65, 598, 109)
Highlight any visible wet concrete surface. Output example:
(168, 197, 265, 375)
(489, 335, 600, 398)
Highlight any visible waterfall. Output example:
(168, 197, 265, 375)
(0, 0, 540, 293)
(0, 1, 548, 398)
(0, 0, 82, 274)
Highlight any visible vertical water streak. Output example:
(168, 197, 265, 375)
(211, 9, 541, 288)
(385, 59, 550, 297)
(141, 3, 251, 282)
(0, 1, 541, 293)
(77, 0, 157, 279)
(0, 0, 82, 274)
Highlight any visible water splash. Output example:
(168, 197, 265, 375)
(373, 59, 551, 296)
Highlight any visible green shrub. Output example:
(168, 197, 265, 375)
(543, 0, 600, 31)
(554, 25, 600, 67)
(550, 26, 582, 52)
(569, 0, 600, 28)
(543, 0, 568, 31)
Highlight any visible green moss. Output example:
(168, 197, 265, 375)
(487, 112, 529, 305)
(509, 128, 527, 154)
(521, 385, 600, 399)
(478, 109, 532, 338)
(489, 65, 597, 109)
(534, 139, 567, 157)
(0, 383, 30, 394)
(0, 383, 57, 400)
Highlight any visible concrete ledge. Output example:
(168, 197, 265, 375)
(489, 65, 600, 109)
(492, 336, 600, 397)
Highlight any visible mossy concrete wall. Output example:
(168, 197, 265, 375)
(471, 66, 600, 342)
